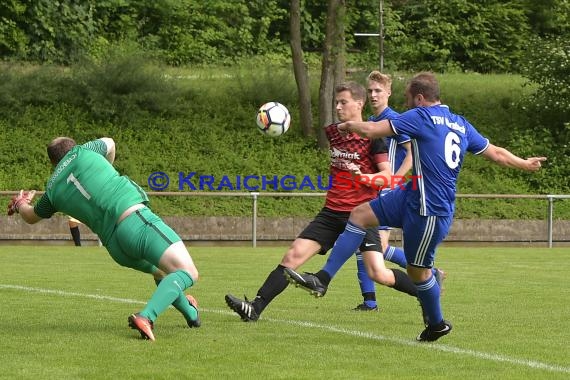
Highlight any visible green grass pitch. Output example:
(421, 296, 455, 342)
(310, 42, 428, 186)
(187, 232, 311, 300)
(1, 245, 569, 379)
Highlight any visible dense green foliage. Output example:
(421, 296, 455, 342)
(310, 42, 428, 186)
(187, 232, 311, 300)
(515, 36, 570, 193)
(386, 0, 529, 72)
(0, 53, 568, 219)
(1, 3, 568, 223)
(519, 36, 570, 136)
(1, 0, 569, 72)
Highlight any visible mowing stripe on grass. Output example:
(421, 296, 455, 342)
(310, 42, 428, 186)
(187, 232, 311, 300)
(3, 283, 569, 375)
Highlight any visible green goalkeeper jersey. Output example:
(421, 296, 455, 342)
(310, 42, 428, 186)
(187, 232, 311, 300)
(34, 139, 149, 245)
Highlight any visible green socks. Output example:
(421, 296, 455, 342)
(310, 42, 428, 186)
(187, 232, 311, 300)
(142, 270, 194, 321)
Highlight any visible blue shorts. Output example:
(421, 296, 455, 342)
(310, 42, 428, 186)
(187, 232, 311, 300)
(369, 188, 452, 268)
(378, 188, 392, 231)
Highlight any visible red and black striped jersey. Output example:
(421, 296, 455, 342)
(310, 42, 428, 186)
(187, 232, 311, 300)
(324, 124, 388, 212)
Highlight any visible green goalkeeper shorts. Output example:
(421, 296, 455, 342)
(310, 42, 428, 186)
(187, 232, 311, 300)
(105, 206, 182, 273)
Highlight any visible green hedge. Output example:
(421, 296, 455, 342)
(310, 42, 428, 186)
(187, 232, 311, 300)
(0, 58, 568, 219)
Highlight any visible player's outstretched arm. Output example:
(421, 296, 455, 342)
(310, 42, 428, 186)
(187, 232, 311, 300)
(482, 144, 547, 172)
(7, 190, 42, 224)
(18, 202, 43, 224)
(338, 120, 394, 139)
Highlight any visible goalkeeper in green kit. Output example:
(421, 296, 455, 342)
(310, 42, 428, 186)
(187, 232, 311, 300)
(7, 137, 200, 341)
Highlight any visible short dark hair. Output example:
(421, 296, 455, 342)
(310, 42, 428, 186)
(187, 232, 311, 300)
(408, 72, 440, 102)
(47, 137, 77, 165)
(335, 81, 367, 102)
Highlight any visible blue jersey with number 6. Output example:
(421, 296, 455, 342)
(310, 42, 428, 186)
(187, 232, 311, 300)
(390, 105, 489, 216)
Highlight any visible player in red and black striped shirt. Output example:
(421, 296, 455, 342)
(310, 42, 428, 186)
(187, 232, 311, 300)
(225, 82, 420, 322)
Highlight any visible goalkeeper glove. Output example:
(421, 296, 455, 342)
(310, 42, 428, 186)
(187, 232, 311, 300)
(7, 190, 36, 216)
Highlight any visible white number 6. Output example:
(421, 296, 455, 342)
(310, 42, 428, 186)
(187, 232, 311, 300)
(444, 132, 461, 169)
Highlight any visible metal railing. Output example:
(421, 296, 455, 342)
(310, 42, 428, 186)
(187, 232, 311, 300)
(453, 194, 570, 249)
(2, 191, 568, 248)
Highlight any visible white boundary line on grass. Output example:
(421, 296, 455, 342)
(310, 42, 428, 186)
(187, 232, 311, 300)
(2, 284, 569, 375)
(264, 317, 570, 374)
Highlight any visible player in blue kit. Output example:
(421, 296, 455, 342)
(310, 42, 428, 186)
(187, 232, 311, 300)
(355, 72, 446, 313)
(285, 72, 546, 341)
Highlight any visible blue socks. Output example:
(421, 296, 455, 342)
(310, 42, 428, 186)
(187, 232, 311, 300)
(384, 245, 407, 268)
(355, 251, 377, 308)
(323, 221, 366, 279)
(415, 273, 442, 326)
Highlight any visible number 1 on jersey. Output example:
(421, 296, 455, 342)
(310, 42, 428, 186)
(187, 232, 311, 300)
(67, 173, 92, 200)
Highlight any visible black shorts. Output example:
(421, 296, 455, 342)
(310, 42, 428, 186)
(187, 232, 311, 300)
(298, 207, 381, 255)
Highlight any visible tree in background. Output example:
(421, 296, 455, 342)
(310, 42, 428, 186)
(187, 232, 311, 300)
(290, 0, 313, 138)
(0, 1, 28, 58)
(2, 0, 569, 73)
(509, 0, 570, 193)
(518, 0, 570, 141)
(0, 0, 97, 64)
(317, 0, 347, 150)
(523, 0, 570, 37)
(388, 0, 530, 72)
(519, 36, 570, 157)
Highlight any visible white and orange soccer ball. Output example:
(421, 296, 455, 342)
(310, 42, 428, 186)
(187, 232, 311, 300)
(255, 102, 291, 137)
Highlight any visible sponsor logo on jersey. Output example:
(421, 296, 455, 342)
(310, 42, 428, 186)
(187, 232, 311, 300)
(329, 147, 361, 160)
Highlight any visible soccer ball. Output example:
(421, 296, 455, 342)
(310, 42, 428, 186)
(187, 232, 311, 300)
(255, 102, 291, 137)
